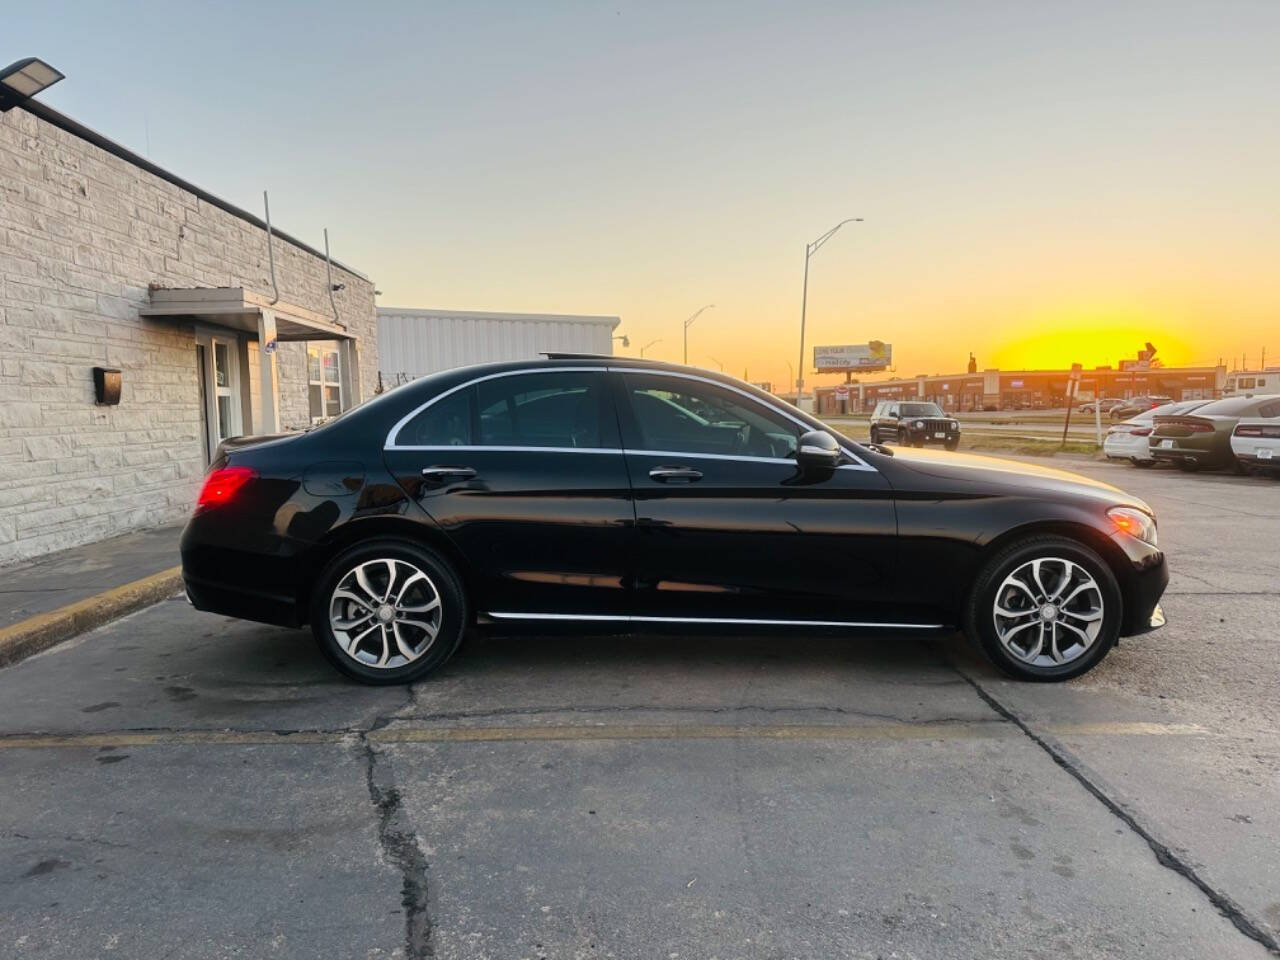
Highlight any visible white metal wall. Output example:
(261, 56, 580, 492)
(377, 308, 620, 381)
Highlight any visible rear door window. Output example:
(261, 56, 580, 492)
(475, 371, 615, 448)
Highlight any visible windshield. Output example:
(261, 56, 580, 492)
(900, 403, 945, 417)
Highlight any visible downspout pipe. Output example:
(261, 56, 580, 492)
(263, 191, 279, 305)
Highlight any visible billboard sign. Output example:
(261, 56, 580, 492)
(814, 341, 891, 372)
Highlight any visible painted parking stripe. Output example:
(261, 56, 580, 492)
(0, 720, 1204, 750)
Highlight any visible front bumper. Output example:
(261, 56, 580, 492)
(1110, 532, 1169, 637)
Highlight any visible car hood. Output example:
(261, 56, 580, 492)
(883, 446, 1153, 512)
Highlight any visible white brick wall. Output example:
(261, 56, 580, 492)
(0, 106, 378, 564)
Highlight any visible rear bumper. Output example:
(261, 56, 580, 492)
(180, 519, 307, 628)
(1103, 435, 1151, 461)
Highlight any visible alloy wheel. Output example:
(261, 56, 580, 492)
(329, 559, 443, 668)
(992, 557, 1104, 667)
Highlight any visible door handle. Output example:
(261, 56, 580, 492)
(648, 465, 702, 482)
(421, 465, 477, 482)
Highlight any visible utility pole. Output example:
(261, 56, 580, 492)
(797, 218, 862, 411)
(682, 304, 715, 365)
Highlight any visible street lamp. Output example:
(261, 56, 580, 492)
(640, 338, 663, 358)
(796, 218, 862, 408)
(707, 355, 724, 371)
(682, 304, 715, 365)
(0, 59, 65, 111)
(613, 334, 630, 349)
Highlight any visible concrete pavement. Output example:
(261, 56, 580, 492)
(1, 459, 1277, 958)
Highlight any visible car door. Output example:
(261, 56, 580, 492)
(383, 367, 633, 617)
(614, 370, 902, 625)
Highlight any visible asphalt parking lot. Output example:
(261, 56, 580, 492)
(2, 458, 1277, 959)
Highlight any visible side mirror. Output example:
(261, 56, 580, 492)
(796, 430, 841, 469)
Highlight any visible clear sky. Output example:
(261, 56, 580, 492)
(11, 1, 1279, 387)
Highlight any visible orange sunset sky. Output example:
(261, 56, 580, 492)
(16, 1, 1279, 388)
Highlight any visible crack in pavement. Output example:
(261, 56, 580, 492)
(952, 662, 1280, 956)
(361, 731, 434, 959)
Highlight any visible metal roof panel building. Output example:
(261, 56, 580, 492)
(377, 308, 620, 381)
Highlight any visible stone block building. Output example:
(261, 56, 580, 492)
(0, 99, 377, 564)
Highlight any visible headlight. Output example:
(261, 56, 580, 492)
(913, 420, 924, 429)
(1107, 506, 1158, 546)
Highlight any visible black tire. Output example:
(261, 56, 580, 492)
(945, 439, 959, 451)
(1131, 458, 1155, 468)
(898, 428, 908, 446)
(964, 535, 1122, 682)
(1175, 459, 1200, 473)
(870, 426, 880, 444)
(310, 539, 467, 685)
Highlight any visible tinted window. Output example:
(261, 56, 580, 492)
(624, 374, 801, 458)
(475, 371, 610, 448)
(900, 402, 944, 417)
(1258, 400, 1280, 418)
(397, 387, 473, 446)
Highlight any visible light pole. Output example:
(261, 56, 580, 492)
(797, 218, 862, 408)
(639, 338, 663, 358)
(682, 304, 715, 365)
(707, 355, 724, 371)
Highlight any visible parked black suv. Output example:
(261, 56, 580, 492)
(869, 401, 960, 449)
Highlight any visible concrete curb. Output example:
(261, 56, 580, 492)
(0, 566, 184, 669)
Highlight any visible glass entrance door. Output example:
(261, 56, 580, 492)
(195, 331, 243, 460)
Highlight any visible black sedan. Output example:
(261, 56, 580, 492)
(182, 358, 1167, 684)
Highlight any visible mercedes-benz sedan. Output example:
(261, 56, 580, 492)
(181, 358, 1168, 684)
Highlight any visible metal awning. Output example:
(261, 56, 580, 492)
(139, 287, 353, 341)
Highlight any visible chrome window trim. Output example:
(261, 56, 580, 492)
(487, 612, 943, 629)
(386, 444, 622, 455)
(383, 363, 875, 472)
(385, 366, 610, 449)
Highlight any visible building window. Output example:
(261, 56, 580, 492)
(308, 344, 342, 421)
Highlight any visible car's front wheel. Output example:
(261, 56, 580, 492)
(964, 536, 1122, 681)
(310, 539, 467, 685)
(869, 426, 880, 444)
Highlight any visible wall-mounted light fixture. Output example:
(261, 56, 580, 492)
(0, 58, 65, 111)
(93, 367, 122, 405)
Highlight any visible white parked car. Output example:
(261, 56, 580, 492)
(1103, 400, 1209, 467)
(1231, 417, 1280, 475)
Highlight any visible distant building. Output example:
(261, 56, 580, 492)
(812, 364, 1228, 415)
(376, 308, 620, 385)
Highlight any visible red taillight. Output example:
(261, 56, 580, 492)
(1188, 421, 1213, 433)
(1131, 427, 1152, 436)
(196, 466, 256, 510)
(1235, 425, 1262, 437)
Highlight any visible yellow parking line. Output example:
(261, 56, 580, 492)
(0, 719, 1206, 751)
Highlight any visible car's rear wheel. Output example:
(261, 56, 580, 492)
(310, 539, 467, 685)
(870, 426, 880, 444)
(965, 536, 1121, 681)
(1175, 459, 1200, 472)
(1131, 457, 1154, 468)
